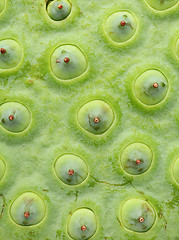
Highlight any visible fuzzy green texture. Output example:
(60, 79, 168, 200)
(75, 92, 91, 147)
(0, 0, 178, 240)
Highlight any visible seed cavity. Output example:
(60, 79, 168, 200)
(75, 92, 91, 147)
(54, 154, 88, 185)
(134, 69, 169, 106)
(120, 142, 153, 175)
(78, 100, 114, 135)
(105, 11, 137, 43)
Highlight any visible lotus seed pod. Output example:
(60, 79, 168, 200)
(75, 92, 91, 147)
(10, 192, 46, 226)
(172, 157, 179, 184)
(0, 102, 31, 133)
(120, 142, 153, 175)
(51, 44, 87, 80)
(0, 39, 22, 70)
(134, 69, 169, 106)
(68, 208, 97, 240)
(146, 0, 178, 11)
(120, 199, 156, 232)
(0, 0, 5, 14)
(105, 11, 137, 43)
(47, 0, 71, 21)
(77, 100, 114, 135)
(0, 158, 5, 182)
(54, 154, 88, 185)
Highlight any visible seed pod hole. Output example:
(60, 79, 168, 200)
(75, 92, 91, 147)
(51, 44, 87, 80)
(54, 154, 88, 185)
(0, 39, 22, 70)
(47, 0, 71, 21)
(68, 208, 97, 240)
(120, 199, 156, 232)
(10, 192, 46, 226)
(172, 157, 179, 184)
(120, 142, 153, 175)
(0, 158, 6, 182)
(146, 0, 178, 11)
(0, 102, 31, 133)
(105, 11, 137, 43)
(77, 100, 114, 135)
(133, 69, 169, 106)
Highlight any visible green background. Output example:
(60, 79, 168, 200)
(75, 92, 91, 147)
(0, 0, 178, 239)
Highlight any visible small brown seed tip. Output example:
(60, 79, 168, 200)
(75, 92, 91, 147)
(153, 83, 159, 88)
(64, 57, 70, 63)
(139, 216, 145, 223)
(58, 4, 63, 9)
(120, 21, 126, 26)
(81, 225, 87, 231)
(24, 211, 30, 218)
(93, 117, 100, 123)
(68, 169, 74, 175)
(0, 48, 6, 54)
(9, 115, 14, 121)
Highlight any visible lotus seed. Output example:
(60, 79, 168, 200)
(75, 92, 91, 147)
(47, 0, 71, 21)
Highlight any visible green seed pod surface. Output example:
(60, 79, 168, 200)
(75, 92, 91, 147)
(176, 38, 179, 58)
(10, 192, 46, 226)
(172, 157, 179, 184)
(120, 198, 156, 232)
(120, 142, 153, 175)
(54, 154, 88, 185)
(0, 0, 5, 14)
(0, 158, 5, 182)
(47, 0, 71, 21)
(133, 69, 169, 106)
(68, 208, 97, 240)
(77, 100, 114, 135)
(0, 102, 31, 133)
(146, 0, 178, 11)
(0, 39, 22, 70)
(50, 44, 87, 80)
(105, 11, 137, 44)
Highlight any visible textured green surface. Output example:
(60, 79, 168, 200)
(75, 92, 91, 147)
(0, 0, 178, 239)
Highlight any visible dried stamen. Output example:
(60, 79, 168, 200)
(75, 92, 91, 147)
(9, 115, 14, 121)
(139, 216, 145, 223)
(93, 117, 100, 123)
(81, 225, 87, 231)
(64, 57, 70, 63)
(68, 169, 74, 175)
(120, 21, 126, 26)
(136, 159, 141, 165)
(153, 83, 159, 88)
(58, 4, 63, 9)
(24, 211, 30, 218)
(0, 48, 6, 54)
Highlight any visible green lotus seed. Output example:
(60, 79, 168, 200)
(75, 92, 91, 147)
(146, 0, 178, 11)
(54, 154, 88, 185)
(120, 199, 156, 232)
(0, 102, 31, 133)
(105, 11, 137, 43)
(77, 100, 114, 135)
(120, 142, 153, 175)
(47, 0, 71, 21)
(51, 44, 87, 80)
(0, 0, 5, 14)
(0, 39, 22, 70)
(134, 69, 169, 106)
(172, 157, 179, 184)
(68, 208, 97, 240)
(0, 158, 6, 182)
(10, 192, 46, 226)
